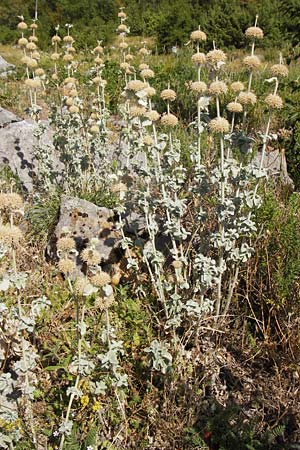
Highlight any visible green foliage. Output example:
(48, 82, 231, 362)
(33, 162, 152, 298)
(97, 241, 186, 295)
(26, 192, 61, 241)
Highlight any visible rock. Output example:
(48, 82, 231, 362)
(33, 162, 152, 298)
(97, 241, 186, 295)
(0, 108, 58, 191)
(55, 195, 123, 269)
(0, 55, 15, 77)
(254, 149, 294, 187)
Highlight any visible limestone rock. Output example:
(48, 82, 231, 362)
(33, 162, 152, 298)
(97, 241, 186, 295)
(55, 195, 122, 268)
(254, 149, 294, 187)
(0, 55, 15, 77)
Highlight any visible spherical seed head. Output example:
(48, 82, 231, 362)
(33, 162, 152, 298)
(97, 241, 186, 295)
(238, 91, 257, 105)
(120, 61, 130, 70)
(68, 105, 79, 114)
(190, 81, 207, 94)
(143, 134, 154, 146)
(230, 81, 245, 93)
(271, 64, 289, 77)
(94, 45, 103, 54)
(227, 101, 243, 113)
(160, 88, 176, 101)
(65, 98, 73, 108)
(119, 41, 128, 49)
(139, 47, 148, 56)
(94, 56, 104, 65)
(126, 80, 147, 92)
(0, 224, 22, 245)
(172, 259, 183, 269)
(81, 248, 101, 266)
(32, 51, 40, 60)
(139, 63, 149, 71)
(243, 55, 261, 69)
(0, 193, 23, 210)
(118, 11, 127, 19)
(69, 89, 78, 97)
(161, 113, 178, 127)
(64, 77, 76, 85)
(67, 46, 76, 53)
(91, 271, 111, 287)
(35, 68, 45, 76)
(92, 76, 102, 85)
(25, 78, 41, 89)
(141, 68, 154, 79)
(130, 106, 146, 117)
(58, 258, 76, 275)
(125, 53, 134, 61)
(144, 86, 156, 97)
(57, 236, 76, 251)
(30, 23, 38, 29)
(63, 53, 74, 62)
(245, 26, 264, 40)
(146, 110, 160, 122)
(27, 58, 38, 68)
(17, 21, 27, 30)
(118, 24, 128, 33)
(191, 52, 206, 65)
(26, 42, 37, 51)
(206, 49, 227, 66)
(63, 35, 74, 43)
(265, 93, 283, 109)
(18, 37, 28, 46)
(51, 52, 60, 61)
(190, 29, 207, 41)
(52, 35, 61, 43)
(90, 124, 99, 133)
(29, 35, 38, 43)
(209, 80, 228, 96)
(209, 117, 230, 133)
(21, 56, 31, 65)
(52, 73, 59, 80)
(74, 278, 91, 295)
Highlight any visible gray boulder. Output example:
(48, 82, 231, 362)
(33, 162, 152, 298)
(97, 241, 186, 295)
(0, 55, 15, 77)
(254, 149, 294, 187)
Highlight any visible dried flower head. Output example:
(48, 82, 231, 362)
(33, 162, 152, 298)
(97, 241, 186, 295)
(238, 91, 257, 105)
(141, 68, 154, 79)
(17, 21, 27, 30)
(95, 295, 114, 310)
(191, 52, 206, 65)
(130, 106, 146, 117)
(119, 41, 128, 49)
(74, 278, 92, 295)
(94, 56, 103, 65)
(118, 24, 128, 33)
(189, 81, 207, 94)
(243, 55, 261, 69)
(94, 45, 103, 54)
(111, 183, 127, 194)
(206, 49, 227, 66)
(160, 88, 176, 101)
(118, 11, 127, 19)
(51, 52, 60, 61)
(32, 51, 40, 60)
(58, 258, 76, 275)
(63, 35, 74, 44)
(146, 110, 160, 122)
(30, 23, 38, 30)
(144, 86, 156, 97)
(190, 29, 207, 41)
(172, 259, 183, 269)
(161, 113, 178, 127)
(0, 193, 23, 210)
(57, 237, 76, 251)
(18, 37, 28, 46)
(139, 47, 149, 56)
(26, 42, 37, 51)
(245, 26, 264, 40)
(35, 68, 45, 76)
(227, 101, 243, 113)
(270, 64, 289, 77)
(125, 53, 134, 62)
(67, 46, 76, 53)
(29, 35, 38, 43)
(68, 105, 79, 114)
(69, 89, 78, 97)
(25, 78, 41, 89)
(0, 224, 22, 245)
(120, 61, 130, 71)
(52, 35, 61, 43)
(52, 73, 59, 80)
(143, 134, 154, 146)
(265, 93, 283, 109)
(21, 56, 31, 65)
(81, 248, 101, 266)
(230, 81, 245, 93)
(90, 271, 111, 287)
(63, 54, 73, 62)
(90, 125, 99, 133)
(209, 117, 230, 133)
(126, 80, 147, 92)
(26, 58, 38, 68)
(209, 80, 228, 96)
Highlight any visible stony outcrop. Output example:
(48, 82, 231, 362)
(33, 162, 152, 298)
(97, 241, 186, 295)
(0, 55, 15, 77)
